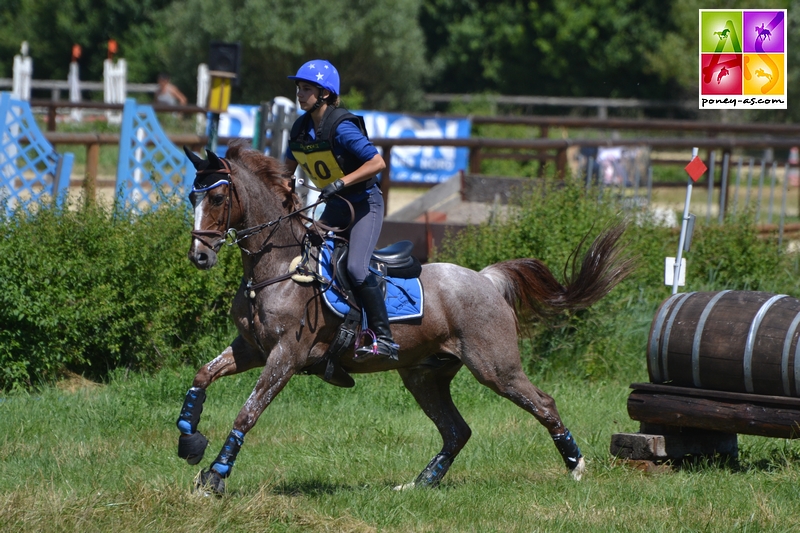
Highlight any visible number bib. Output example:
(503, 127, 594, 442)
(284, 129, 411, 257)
(289, 140, 345, 188)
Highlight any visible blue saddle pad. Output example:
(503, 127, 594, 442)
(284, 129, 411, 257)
(318, 242, 423, 322)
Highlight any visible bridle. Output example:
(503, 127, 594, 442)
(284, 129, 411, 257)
(189, 155, 355, 273)
(188, 154, 360, 353)
(190, 157, 236, 252)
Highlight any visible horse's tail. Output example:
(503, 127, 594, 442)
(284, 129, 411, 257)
(479, 222, 634, 322)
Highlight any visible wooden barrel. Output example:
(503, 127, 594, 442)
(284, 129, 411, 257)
(648, 290, 800, 397)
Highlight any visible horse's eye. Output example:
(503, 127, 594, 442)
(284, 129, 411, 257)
(211, 193, 226, 206)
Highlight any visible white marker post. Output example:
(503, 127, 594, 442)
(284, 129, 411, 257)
(672, 147, 708, 295)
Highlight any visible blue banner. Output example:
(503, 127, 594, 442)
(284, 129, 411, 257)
(357, 111, 471, 184)
(215, 105, 472, 183)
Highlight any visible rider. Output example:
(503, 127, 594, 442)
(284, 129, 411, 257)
(283, 59, 398, 362)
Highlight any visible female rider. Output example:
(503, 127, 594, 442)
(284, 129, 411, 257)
(283, 59, 398, 362)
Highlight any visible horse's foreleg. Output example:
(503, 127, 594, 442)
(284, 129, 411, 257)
(396, 358, 469, 489)
(198, 348, 297, 494)
(177, 335, 265, 466)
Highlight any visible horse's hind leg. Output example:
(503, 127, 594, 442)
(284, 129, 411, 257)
(396, 357, 470, 489)
(464, 353, 585, 480)
(177, 335, 264, 466)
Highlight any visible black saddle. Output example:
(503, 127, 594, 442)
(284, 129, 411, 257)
(331, 239, 422, 295)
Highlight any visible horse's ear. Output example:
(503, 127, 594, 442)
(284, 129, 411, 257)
(206, 149, 224, 170)
(277, 176, 293, 194)
(184, 146, 206, 170)
(183, 146, 205, 168)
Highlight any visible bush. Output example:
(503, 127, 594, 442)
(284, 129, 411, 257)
(433, 177, 800, 381)
(0, 201, 241, 391)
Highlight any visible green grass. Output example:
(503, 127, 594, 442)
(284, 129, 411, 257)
(2, 364, 800, 532)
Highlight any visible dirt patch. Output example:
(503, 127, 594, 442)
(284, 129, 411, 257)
(56, 370, 102, 393)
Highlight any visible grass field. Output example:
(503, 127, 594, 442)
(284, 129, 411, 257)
(2, 363, 800, 532)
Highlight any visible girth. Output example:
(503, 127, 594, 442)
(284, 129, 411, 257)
(302, 238, 421, 387)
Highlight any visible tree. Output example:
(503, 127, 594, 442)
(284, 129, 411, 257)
(0, 0, 174, 96)
(161, 0, 431, 109)
(420, 0, 683, 101)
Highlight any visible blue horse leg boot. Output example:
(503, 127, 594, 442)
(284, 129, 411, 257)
(414, 452, 454, 488)
(177, 387, 208, 465)
(552, 429, 582, 471)
(210, 429, 245, 478)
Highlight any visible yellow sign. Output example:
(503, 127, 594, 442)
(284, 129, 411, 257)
(207, 71, 235, 113)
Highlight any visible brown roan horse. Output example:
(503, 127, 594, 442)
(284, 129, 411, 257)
(178, 140, 633, 495)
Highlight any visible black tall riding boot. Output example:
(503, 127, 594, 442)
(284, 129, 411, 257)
(354, 275, 399, 361)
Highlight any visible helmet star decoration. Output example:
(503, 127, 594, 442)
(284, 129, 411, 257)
(308, 63, 315, 69)
(316, 72, 324, 81)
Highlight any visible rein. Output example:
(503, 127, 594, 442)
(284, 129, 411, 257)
(189, 153, 362, 359)
(190, 157, 355, 290)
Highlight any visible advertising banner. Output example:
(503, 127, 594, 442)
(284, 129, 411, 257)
(358, 111, 471, 184)
(215, 105, 471, 183)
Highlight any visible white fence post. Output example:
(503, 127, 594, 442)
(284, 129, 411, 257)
(68, 61, 82, 122)
(12, 42, 32, 101)
(196, 63, 209, 135)
(103, 58, 127, 124)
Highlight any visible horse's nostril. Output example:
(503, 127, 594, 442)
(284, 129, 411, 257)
(189, 251, 207, 266)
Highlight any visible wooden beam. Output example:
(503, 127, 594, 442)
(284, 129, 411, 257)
(627, 388, 800, 439)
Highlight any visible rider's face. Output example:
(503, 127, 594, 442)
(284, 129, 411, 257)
(296, 82, 328, 111)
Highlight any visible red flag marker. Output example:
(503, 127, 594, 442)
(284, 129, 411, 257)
(684, 156, 707, 182)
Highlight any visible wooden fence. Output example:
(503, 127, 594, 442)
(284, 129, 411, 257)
(27, 100, 800, 223)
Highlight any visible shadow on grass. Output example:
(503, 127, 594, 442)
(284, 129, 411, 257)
(634, 448, 800, 475)
(268, 479, 358, 496)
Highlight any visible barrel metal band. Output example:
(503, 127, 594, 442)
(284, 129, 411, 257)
(781, 310, 800, 396)
(692, 290, 731, 388)
(661, 292, 695, 383)
(795, 327, 800, 398)
(648, 293, 687, 383)
(744, 294, 787, 393)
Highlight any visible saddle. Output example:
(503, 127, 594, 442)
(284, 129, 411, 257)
(301, 238, 423, 388)
(330, 239, 422, 296)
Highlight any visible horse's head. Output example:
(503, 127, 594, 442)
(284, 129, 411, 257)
(185, 142, 298, 270)
(185, 147, 237, 269)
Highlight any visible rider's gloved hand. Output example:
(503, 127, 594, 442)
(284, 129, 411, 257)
(320, 179, 345, 200)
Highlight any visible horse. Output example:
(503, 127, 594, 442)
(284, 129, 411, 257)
(178, 140, 634, 495)
(755, 68, 772, 82)
(756, 23, 771, 42)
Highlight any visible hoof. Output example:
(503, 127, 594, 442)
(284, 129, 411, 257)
(570, 457, 586, 481)
(178, 431, 209, 465)
(194, 469, 226, 497)
(392, 481, 418, 491)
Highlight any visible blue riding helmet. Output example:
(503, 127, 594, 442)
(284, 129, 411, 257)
(288, 59, 340, 95)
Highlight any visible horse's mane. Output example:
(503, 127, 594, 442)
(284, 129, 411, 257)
(225, 140, 299, 210)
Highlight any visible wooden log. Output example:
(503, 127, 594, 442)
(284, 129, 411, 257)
(627, 384, 800, 439)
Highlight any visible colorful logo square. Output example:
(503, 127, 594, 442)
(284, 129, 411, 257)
(743, 11, 785, 53)
(698, 9, 787, 109)
(701, 54, 742, 95)
(743, 54, 784, 95)
(701, 11, 742, 53)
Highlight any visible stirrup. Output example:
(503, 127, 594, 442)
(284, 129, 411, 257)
(356, 336, 399, 361)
